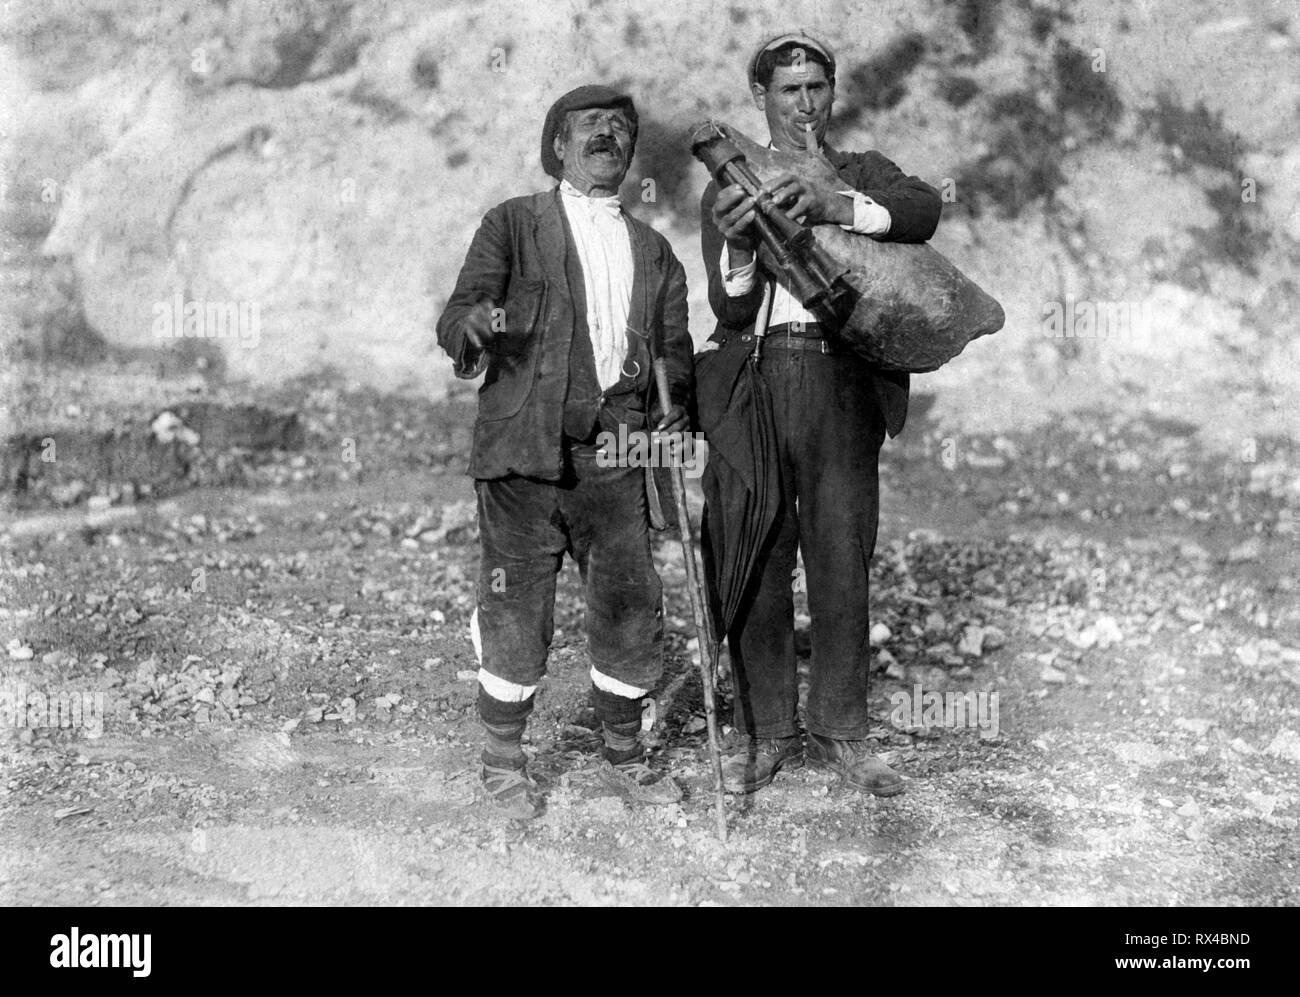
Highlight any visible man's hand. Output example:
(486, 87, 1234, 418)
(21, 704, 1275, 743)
(655, 403, 688, 435)
(711, 184, 758, 259)
(761, 172, 853, 226)
(653, 403, 690, 459)
(462, 300, 498, 351)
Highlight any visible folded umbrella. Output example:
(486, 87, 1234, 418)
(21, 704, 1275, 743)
(697, 284, 780, 641)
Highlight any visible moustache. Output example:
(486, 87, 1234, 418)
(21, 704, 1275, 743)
(585, 138, 622, 156)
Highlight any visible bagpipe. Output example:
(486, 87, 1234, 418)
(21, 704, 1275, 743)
(689, 121, 1005, 372)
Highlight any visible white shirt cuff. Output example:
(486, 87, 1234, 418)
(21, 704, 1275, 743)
(838, 190, 891, 237)
(720, 242, 757, 296)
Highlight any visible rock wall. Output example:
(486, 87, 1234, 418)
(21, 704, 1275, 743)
(2, 0, 1297, 445)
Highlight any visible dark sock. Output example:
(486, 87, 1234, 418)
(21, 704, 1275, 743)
(591, 686, 645, 764)
(478, 688, 534, 769)
(591, 685, 644, 726)
(482, 722, 526, 769)
(602, 720, 642, 765)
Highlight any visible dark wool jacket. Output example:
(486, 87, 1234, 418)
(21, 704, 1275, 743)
(437, 188, 692, 481)
(697, 146, 941, 440)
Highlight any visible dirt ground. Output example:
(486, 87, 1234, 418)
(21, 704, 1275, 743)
(1, 390, 1298, 906)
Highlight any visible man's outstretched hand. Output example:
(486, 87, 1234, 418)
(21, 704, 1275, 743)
(462, 300, 498, 350)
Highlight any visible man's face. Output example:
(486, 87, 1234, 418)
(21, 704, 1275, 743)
(752, 60, 835, 152)
(553, 107, 634, 194)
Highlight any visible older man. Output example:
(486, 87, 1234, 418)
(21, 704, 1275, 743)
(697, 33, 941, 795)
(436, 85, 693, 818)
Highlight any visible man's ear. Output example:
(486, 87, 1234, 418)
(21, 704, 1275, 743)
(750, 83, 766, 112)
(553, 133, 566, 164)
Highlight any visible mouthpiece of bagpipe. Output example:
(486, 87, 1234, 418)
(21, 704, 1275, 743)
(689, 121, 850, 312)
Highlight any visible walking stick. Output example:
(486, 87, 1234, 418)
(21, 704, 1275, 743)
(652, 359, 728, 843)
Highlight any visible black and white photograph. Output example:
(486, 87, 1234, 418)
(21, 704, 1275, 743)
(0, 0, 1296, 919)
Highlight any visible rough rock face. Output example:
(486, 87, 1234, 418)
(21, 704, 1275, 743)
(43, 74, 462, 386)
(4, 0, 1298, 441)
(30, 0, 526, 389)
(17, 0, 614, 390)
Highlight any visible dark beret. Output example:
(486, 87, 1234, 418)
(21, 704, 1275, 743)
(540, 84, 638, 179)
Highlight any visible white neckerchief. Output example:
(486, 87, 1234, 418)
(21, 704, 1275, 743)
(560, 179, 633, 390)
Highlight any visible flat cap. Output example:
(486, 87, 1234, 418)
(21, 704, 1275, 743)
(748, 30, 837, 88)
(539, 84, 638, 180)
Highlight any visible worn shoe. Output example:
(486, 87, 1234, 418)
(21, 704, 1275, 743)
(721, 736, 804, 794)
(805, 733, 905, 796)
(480, 761, 541, 819)
(597, 759, 684, 805)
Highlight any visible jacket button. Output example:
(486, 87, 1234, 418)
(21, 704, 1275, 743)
(741, 334, 752, 342)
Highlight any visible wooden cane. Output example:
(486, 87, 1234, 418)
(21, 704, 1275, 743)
(652, 359, 728, 843)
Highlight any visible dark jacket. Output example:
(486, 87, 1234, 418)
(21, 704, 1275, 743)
(697, 146, 941, 440)
(437, 188, 692, 481)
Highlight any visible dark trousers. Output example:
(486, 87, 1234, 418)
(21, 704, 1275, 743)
(728, 348, 886, 740)
(475, 445, 664, 693)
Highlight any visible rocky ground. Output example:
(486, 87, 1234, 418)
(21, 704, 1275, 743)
(1, 380, 1298, 906)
